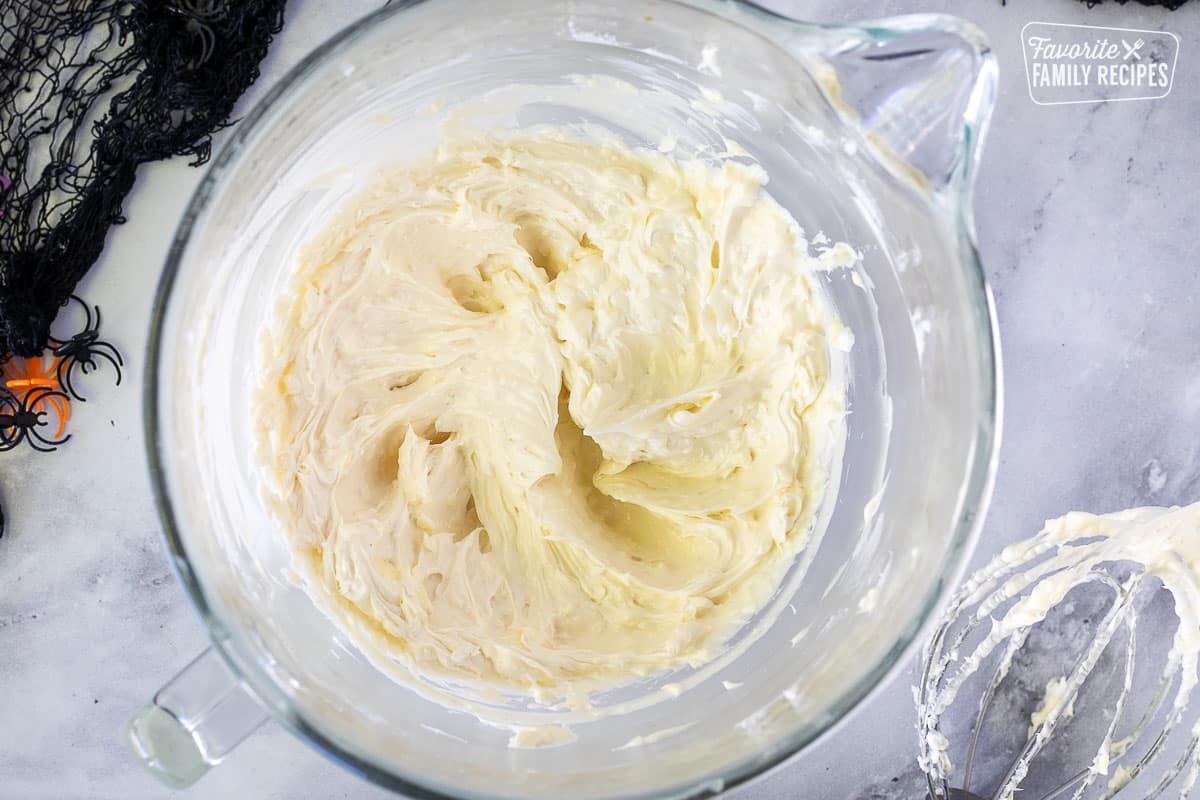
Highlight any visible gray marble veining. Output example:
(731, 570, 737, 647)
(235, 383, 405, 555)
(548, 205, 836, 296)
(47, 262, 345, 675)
(1, 2, 1197, 798)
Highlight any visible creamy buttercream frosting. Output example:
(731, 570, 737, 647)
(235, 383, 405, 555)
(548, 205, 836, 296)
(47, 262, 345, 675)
(255, 128, 850, 696)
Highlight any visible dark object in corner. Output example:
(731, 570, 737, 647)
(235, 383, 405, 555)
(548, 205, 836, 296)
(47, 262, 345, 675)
(1077, 0, 1191, 7)
(0, 0, 287, 360)
(1004, 0, 1191, 6)
(0, 1, 284, 542)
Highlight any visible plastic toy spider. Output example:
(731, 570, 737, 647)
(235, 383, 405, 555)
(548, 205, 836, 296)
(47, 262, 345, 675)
(49, 296, 123, 402)
(0, 353, 71, 431)
(0, 387, 72, 452)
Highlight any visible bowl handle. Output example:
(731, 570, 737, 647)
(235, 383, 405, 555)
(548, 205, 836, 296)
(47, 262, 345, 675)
(127, 647, 269, 788)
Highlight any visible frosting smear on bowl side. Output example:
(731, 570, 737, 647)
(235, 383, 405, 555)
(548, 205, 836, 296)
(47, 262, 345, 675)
(255, 129, 851, 697)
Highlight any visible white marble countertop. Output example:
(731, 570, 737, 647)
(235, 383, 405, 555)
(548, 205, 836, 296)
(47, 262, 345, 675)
(2, 1, 1197, 798)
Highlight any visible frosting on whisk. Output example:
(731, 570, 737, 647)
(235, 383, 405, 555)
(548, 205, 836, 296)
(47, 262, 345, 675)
(920, 501, 1200, 800)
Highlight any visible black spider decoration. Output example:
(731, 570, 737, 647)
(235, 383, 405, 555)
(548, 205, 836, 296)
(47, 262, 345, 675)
(0, 387, 72, 452)
(49, 296, 123, 402)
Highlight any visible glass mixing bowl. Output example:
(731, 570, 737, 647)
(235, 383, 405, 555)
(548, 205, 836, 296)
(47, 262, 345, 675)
(131, 0, 1001, 797)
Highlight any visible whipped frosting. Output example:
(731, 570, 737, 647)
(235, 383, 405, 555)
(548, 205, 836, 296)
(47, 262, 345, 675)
(254, 128, 849, 698)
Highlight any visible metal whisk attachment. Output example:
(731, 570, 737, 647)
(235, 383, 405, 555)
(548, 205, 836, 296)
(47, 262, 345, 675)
(918, 506, 1200, 800)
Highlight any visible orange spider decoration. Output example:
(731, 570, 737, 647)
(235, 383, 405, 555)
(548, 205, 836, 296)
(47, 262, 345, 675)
(1, 353, 71, 439)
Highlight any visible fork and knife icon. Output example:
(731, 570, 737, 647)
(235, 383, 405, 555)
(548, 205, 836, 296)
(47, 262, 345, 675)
(1122, 38, 1146, 61)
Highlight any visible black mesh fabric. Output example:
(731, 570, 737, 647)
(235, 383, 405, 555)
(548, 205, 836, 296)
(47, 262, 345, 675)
(0, 0, 287, 360)
(1081, 1, 1191, 7)
(0, 0, 286, 538)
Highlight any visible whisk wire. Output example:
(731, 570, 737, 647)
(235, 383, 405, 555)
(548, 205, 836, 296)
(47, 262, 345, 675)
(1068, 592, 1140, 800)
(1143, 733, 1198, 799)
(1123, 706, 1191, 799)
(926, 550, 1103, 733)
(1033, 583, 1142, 800)
(991, 578, 1136, 800)
(963, 628, 1033, 794)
